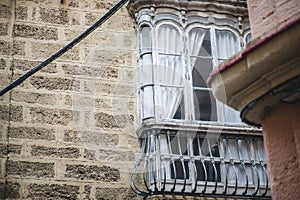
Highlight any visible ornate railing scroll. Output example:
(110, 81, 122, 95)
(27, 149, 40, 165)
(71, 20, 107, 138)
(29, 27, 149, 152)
(130, 126, 271, 199)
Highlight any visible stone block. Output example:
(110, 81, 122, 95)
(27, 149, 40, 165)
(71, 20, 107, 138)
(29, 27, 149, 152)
(0, 40, 10, 55)
(72, 94, 95, 109)
(83, 185, 91, 200)
(0, 105, 9, 121)
(68, 0, 80, 8)
(38, 7, 81, 26)
(0, 73, 11, 88)
(10, 105, 23, 122)
(98, 149, 135, 162)
(29, 107, 78, 126)
(63, 129, 119, 146)
(85, 48, 133, 66)
(65, 164, 120, 182)
(29, 76, 79, 91)
(31, 42, 80, 61)
(80, 131, 119, 146)
(7, 160, 55, 178)
(31, 145, 80, 158)
(63, 130, 81, 143)
(39, 7, 69, 25)
(0, 182, 21, 199)
(0, 144, 22, 155)
(27, 183, 79, 199)
(16, 5, 28, 20)
(11, 90, 57, 106)
(64, 65, 119, 79)
(83, 149, 96, 160)
(0, 22, 8, 36)
(14, 24, 58, 40)
(10, 126, 55, 141)
(84, 12, 99, 26)
(0, 105, 23, 122)
(83, 66, 119, 79)
(0, 58, 6, 70)
(95, 187, 139, 200)
(0, 143, 7, 155)
(61, 63, 80, 76)
(0, 4, 11, 19)
(105, 15, 133, 31)
(94, 112, 134, 129)
(8, 144, 22, 155)
(13, 40, 26, 56)
(64, 94, 73, 106)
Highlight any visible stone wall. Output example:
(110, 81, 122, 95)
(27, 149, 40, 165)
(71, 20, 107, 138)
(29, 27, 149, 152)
(247, 0, 300, 39)
(0, 0, 140, 199)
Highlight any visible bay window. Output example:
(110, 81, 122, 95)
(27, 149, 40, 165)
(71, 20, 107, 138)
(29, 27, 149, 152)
(129, 0, 271, 198)
(138, 22, 246, 124)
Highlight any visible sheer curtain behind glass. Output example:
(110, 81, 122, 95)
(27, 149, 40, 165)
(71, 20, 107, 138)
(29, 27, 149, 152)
(157, 24, 184, 119)
(216, 30, 242, 123)
(190, 27, 217, 121)
(140, 26, 154, 119)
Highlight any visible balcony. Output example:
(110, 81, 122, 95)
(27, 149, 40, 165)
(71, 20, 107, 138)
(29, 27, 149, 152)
(130, 125, 271, 199)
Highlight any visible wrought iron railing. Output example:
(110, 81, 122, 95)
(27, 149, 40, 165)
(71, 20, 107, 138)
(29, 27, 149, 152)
(131, 126, 271, 199)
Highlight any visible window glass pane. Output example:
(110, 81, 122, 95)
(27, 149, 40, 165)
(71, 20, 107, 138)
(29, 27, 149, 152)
(170, 134, 188, 155)
(142, 86, 154, 119)
(216, 30, 239, 59)
(189, 28, 211, 56)
(223, 138, 239, 159)
(193, 90, 217, 121)
(245, 33, 252, 44)
(158, 24, 181, 54)
(173, 97, 185, 119)
(192, 58, 212, 88)
(158, 55, 183, 86)
(238, 139, 251, 160)
(140, 26, 151, 53)
(141, 54, 153, 84)
(224, 104, 242, 123)
(160, 86, 184, 119)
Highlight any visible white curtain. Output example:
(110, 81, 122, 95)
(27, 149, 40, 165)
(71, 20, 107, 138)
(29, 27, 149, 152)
(157, 24, 184, 119)
(189, 28, 206, 68)
(140, 26, 154, 119)
(216, 30, 239, 59)
(216, 30, 242, 123)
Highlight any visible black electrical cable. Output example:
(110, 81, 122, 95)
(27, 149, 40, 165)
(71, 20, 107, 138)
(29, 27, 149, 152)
(0, 0, 129, 96)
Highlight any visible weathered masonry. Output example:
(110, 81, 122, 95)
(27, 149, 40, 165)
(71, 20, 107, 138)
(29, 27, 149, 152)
(0, 0, 139, 199)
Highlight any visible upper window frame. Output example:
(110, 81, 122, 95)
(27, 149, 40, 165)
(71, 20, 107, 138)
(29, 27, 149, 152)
(135, 9, 252, 129)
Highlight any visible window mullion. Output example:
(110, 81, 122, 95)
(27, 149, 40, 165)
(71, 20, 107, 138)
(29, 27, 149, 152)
(152, 24, 160, 122)
(211, 26, 225, 123)
(184, 33, 195, 121)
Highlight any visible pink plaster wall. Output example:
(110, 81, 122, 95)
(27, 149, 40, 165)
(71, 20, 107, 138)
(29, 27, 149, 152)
(262, 101, 300, 200)
(247, 0, 300, 39)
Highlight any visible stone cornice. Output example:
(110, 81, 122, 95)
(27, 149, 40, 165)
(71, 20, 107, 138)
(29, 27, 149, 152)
(127, 0, 248, 18)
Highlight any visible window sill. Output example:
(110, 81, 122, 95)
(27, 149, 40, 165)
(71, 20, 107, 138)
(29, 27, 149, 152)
(138, 120, 262, 137)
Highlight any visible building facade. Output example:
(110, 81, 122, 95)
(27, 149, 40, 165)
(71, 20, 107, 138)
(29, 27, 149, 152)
(0, 0, 140, 199)
(0, 0, 272, 199)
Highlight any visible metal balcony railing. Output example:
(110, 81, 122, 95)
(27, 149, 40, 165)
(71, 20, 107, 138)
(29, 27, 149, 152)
(131, 127, 271, 199)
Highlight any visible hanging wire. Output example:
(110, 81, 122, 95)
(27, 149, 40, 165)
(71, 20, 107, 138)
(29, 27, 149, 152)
(0, 0, 129, 96)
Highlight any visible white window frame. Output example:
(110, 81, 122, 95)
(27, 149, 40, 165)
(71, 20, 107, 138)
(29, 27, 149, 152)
(137, 19, 249, 126)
